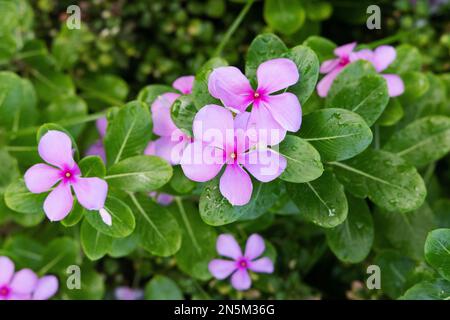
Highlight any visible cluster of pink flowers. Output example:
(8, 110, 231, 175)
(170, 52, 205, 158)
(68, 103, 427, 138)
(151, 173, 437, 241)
(317, 42, 404, 97)
(0, 256, 58, 300)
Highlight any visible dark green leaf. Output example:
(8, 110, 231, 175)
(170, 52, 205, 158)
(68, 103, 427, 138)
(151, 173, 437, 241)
(144, 275, 183, 300)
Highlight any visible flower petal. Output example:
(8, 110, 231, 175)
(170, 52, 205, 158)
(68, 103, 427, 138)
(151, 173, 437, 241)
(383, 74, 405, 97)
(32, 275, 58, 300)
(249, 257, 274, 273)
(96, 118, 108, 137)
(99, 208, 112, 226)
(373, 45, 396, 72)
(256, 58, 299, 94)
(247, 104, 286, 146)
(208, 259, 237, 280)
(216, 234, 242, 260)
(193, 104, 235, 148)
(153, 134, 188, 165)
(208, 67, 253, 113)
(85, 140, 106, 163)
(244, 234, 266, 260)
(231, 269, 251, 291)
(316, 67, 343, 97)
(353, 48, 373, 62)
(144, 141, 156, 156)
(334, 42, 357, 57)
(151, 92, 180, 137)
(320, 58, 340, 73)
(172, 75, 195, 95)
(219, 164, 253, 206)
(10, 269, 38, 295)
(115, 287, 143, 300)
(43, 183, 74, 221)
(180, 141, 224, 182)
(38, 130, 75, 169)
(24, 163, 61, 194)
(265, 92, 302, 132)
(0, 256, 15, 285)
(72, 177, 108, 211)
(243, 149, 287, 182)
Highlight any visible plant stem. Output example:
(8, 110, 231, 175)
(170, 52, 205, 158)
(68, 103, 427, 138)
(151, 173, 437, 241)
(213, 0, 255, 57)
(364, 30, 412, 49)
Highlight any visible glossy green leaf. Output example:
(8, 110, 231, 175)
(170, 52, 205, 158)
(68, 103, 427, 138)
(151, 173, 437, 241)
(170, 95, 196, 136)
(4, 179, 46, 215)
(376, 98, 404, 127)
(137, 84, 173, 107)
(144, 275, 183, 300)
(40, 237, 80, 275)
(264, 0, 305, 35)
(79, 74, 129, 109)
(303, 36, 336, 62)
(399, 278, 450, 300)
(80, 219, 112, 261)
(424, 228, 450, 281)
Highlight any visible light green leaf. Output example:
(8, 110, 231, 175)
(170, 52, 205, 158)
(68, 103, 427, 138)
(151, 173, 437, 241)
(170, 95, 196, 136)
(4, 179, 46, 215)
(137, 84, 173, 107)
(264, 0, 305, 35)
(80, 219, 112, 261)
(303, 36, 336, 62)
(399, 278, 450, 300)
(424, 228, 450, 281)
(78, 74, 129, 109)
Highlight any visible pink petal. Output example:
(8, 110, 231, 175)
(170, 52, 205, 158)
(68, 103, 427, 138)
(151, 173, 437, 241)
(43, 183, 74, 221)
(353, 48, 373, 62)
(334, 42, 357, 57)
(32, 275, 58, 300)
(320, 58, 340, 73)
(72, 177, 108, 211)
(372, 45, 396, 72)
(151, 92, 180, 137)
(316, 67, 343, 97)
(216, 234, 242, 260)
(193, 104, 234, 149)
(115, 287, 143, 300)
(231, 269, 251, 291)
(383, 74, 405, 97)
(99, 208, 112, 226)
(180, 141, 224, 182)
(10, 269, 38, 295)
(247, 104, 286, 146)
(172, 75, 195, 95)
(249, 257, 274, 273)
(219, 164, 253, 206)
(38, 130, 75, 169)
(243, 149, 287, 182)
(85, 140, 106, 163)
(0, 256, 15, 285)
(152, 193, 174, 206)
(265, 92, 302, 132)
(244, 234, 265, 260)
(208, 67, 253, 113)
(256, 58, 299, 94)
(153, 134, 188, 165)
(24, 163, 61, 194)
(96, 118, 108, 137)
(233, 112, 256, 154)
(208, 259, 237, 280)
(144, 141, 156, 156)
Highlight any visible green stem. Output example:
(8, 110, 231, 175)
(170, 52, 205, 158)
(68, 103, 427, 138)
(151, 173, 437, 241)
(213, 0, 255, 57)
(364, 30, 411, 49)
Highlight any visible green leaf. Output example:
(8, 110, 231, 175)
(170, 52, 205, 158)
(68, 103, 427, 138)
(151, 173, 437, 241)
(283, 45, 319, 104)
(30, 66, 75, 102)
(61, 204, 84, 227)
(85, 196, 135, 238)
(326, 60, 389, 126)
(2, 235, 45, 270)
(106, 155, 172, 192)
(400, 71, 429, 100)
(128, 193, 181, 257)
(374, 203, 435, 260)
(385, 44, 422, 74)
(330, 149, 426, 213)
(52, 25, 93, 70)
(0, 1, 18, 34)
(170, 95, 196, 136)
(169, 166, 196, 194)
(44, 96, 88, 138)
(79, 155, 106, 178)
(40, 237, 80, 275)
(383, 116, 450, 168)
(399, 278, 450, 300)
(376, 98, 404, 126)
(80, 219, 112, 261)
(174, 200, 216, 280)
(326, 195, 374, 263)
(0, 148, 19, 193)
(137, 84, 173, 107)
(245, 33, 287, 82)
(424, 228, 450, 281)
(374, 250, 416, 299)
(4, 179, 45, 215)
(78, 74, 129, 109)
(108, 233, 139, 258)
(305, 1, 333, 21)
(303, 36, 336, 62)
(278, 135, 323, 183)
(264, 0, 305, 35)
(287, 170, 348, 228)
(192, 57, 228, 110)
(299, 108, 373, 161)
(144, 275, 183, 300)
(433, 199, 450, 229)
(104, 101, 152, 166)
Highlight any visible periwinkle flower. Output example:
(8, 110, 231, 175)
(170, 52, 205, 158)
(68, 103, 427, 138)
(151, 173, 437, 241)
(149, 191, 174, 206)
(208, 234, 274, 291)
(0, 256, 58, 300)
(24, 130, 110, 224)
(85, 117, 108, 162)
(208, 58, 301, 145)
(114, 286, 144, 300)
(180, 105, 286, 206)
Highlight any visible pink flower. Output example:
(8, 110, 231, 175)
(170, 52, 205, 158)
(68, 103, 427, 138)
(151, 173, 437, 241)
(149, 191, 174, 206)
(86, 118, 108, 162)
(180, 105, 286, 206)
(208, 234, 274, 291)
(146, 75, 195, 165)
(114, 286, 143, 300)
(24, 130, 109, 224)
(317, 42, 361, 97)
(0, 256, 58, 300)
(208, 58, 301, 145)
(357, 45, 405, 97)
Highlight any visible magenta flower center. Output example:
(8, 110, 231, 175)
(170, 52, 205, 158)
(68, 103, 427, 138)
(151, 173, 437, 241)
(60, 167, 79, 184)
(339, 55, 350, 66)
(237, 257, 249, 270)
(0, 285, 11, 298)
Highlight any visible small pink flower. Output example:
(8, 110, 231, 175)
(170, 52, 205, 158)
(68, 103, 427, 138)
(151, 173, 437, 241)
(180, 105, 286, 206)
(172, 75, 195, 95)
(86, 118, 108, 162)
(0, 256, 58, 300)
(149, 191, 174, 206)
(114, 286, 143, 300)
(317, 42, 361, 97)
(357, 45, 405, 97)
(208, 234, 274, 291)
(208, 58, 301, 145)
(24, 130, 109, 224)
